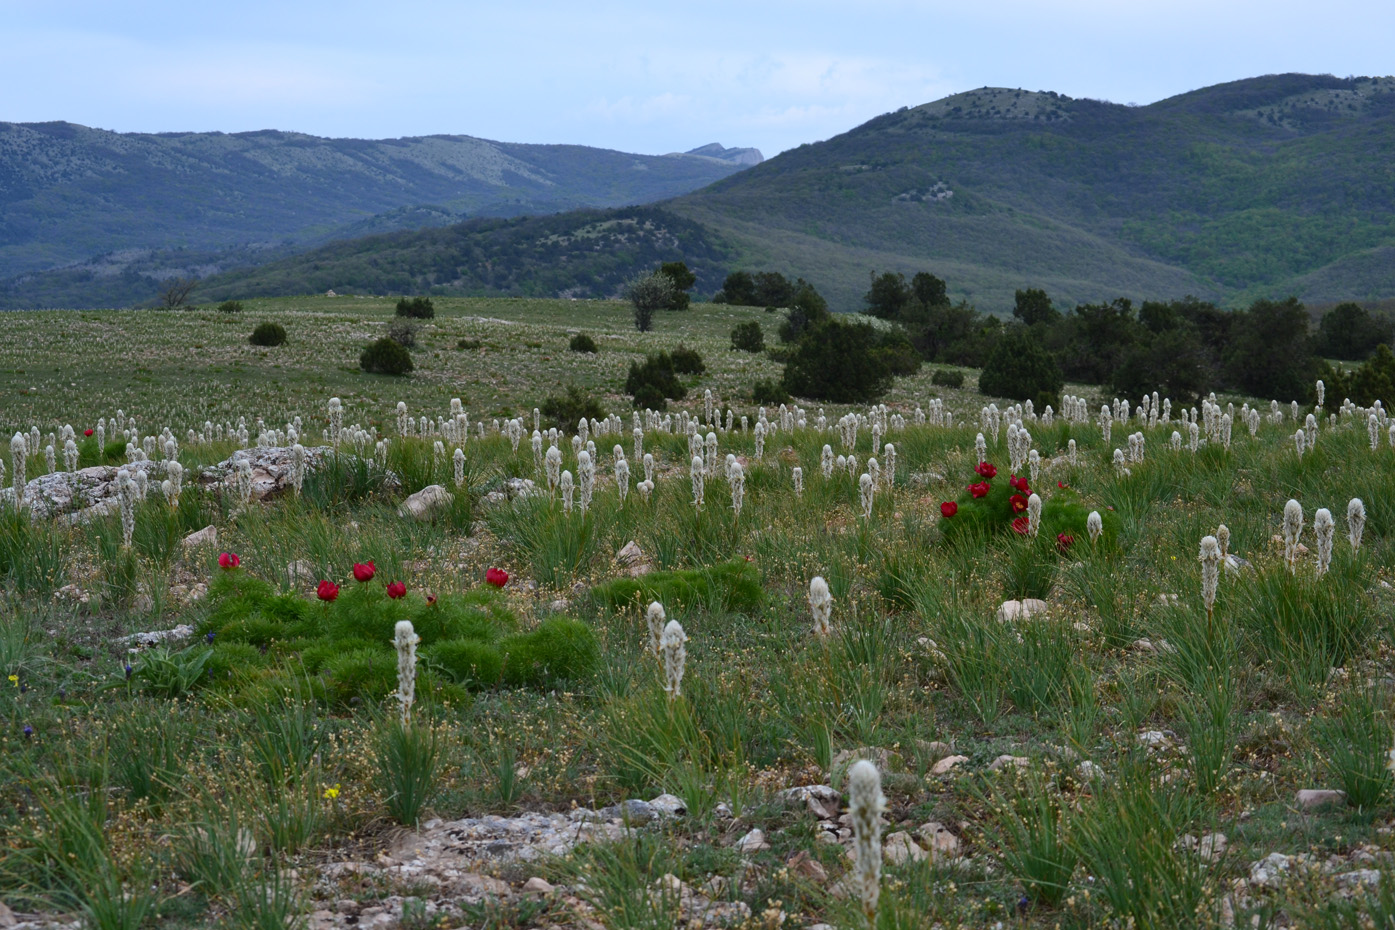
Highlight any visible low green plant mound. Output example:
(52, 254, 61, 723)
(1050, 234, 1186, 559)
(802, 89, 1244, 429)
(540, 385, 606, 431)
(931, 368, 965, 388)
(217, 300, 244, 314)
(395, 296, 435, 319)
(569, 333, 598, 353)
(752, 378, 789, 405)
(625, 352, 687, 410)
(590, 559, 764, 614)
(670, 345, 705, 375)
(360, 337, 414, 375)
(248, 322, 286, 347)
(197, 573, 598, 704)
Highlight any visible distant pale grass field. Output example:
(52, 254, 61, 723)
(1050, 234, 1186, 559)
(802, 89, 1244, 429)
(0, 296, 1393, 930)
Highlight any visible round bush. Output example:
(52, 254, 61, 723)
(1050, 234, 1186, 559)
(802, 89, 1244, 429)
(731, 321, 765, 353)
(671, 345, 706, 375)
(395, 296, 435, 319)
(248, 322, 286, 347)
(424, 640, 504, 688)
(217, 300, 244, 314)
(569, 333, 598, 353)
(752, 378, 789, 405)
(360, 337, 414, 375)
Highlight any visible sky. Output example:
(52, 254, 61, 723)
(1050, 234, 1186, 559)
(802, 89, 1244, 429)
(3, 0, 1393, 157)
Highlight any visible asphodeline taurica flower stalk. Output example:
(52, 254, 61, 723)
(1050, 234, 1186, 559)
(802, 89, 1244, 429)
(660, 619, 687, 699)
(616, 457, 630, 507)
(848, 759, 887, 927)
(1348, 498, 1366, 551)
(393, 620, 420, 726)
(729, 461, 745, 517)
(859, 473, 874, 518)
(691, 455, 705, 508)
(809, 576, 832, 638)
(1199, 534, 1221, 621)
(792, 466, 804, 497)
(1313, 507, 1335, 577)
(1282, 499, 1303, 573)
(1026, 493, 1042, 537)
(10, 433, 26, 501)
(646, 601, 666, 656)
(453, 447, 466, 487)
(1087, 510, 1102, 546)
(545, 446, 562, 495)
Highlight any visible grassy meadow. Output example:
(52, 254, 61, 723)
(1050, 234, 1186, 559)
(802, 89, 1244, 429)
(2, 296, 1394, 930)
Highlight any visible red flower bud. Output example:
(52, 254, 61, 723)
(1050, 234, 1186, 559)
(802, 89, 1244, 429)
(940, 501, 958, 518)
(84, 428, 95, 437)
(352, 561, 375, 583)
(1011, 516, 1030, 535)
(217, 552, 240, 570)
(1056, 533, 1075, 553)
(968, 481, 990, 499)
(316, 580, 339, 602)
(485, 567, 509, 588)
(974, 461, 997, 478)
(1009, 475, 1030, 494)
(386, 581, 407, 599)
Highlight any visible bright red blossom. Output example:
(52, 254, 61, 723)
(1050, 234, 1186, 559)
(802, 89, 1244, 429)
(386, 581, 407, 599)
(1011, 516, 1030, 535)
(485, 567, 509, 588)
(84, 429, 94, 437)
(968, 481, 991, 499)
(974, 461, 997, 478)
(1056, 533, 1075, 553)
(940, 501, 958, 518)
(316, 580, 339, 602)
(1009, 493, 1029, 514)
(1009, 475, 1030, 494)
(217, 552, 240, 570)
(352, 561, 376, 582)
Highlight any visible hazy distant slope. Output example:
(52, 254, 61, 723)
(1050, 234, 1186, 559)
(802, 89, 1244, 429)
(0, 122, 758, 277)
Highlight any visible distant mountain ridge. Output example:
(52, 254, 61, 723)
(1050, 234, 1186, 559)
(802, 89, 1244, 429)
(187, 73, 1395, 313)
(0, 122, 756, 280)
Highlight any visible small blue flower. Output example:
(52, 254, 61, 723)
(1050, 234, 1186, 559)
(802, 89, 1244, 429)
(124, 664, 133, 680)
(23, 725, 34, 738)
(206, 632, 215, 644)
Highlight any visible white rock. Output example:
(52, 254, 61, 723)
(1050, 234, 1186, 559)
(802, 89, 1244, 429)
(1295, 788, 1346, 811)
(735, 828, 770, 853)
(183, 525, 218, 548)
(931, 755, 968, 775)
(398, 484, 453, 520)
(649, 794, 687, 817)
(996, 598, 1049, 623)
(988, 754, 1029, 771)
(881, 831, 926, 864)
(917, 822, 961, 860)
(521, 876, 555, 895)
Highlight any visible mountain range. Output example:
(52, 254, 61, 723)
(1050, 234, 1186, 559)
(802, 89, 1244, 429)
(6, 73, 1395, 312)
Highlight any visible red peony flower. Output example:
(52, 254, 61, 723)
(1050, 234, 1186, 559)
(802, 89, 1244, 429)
(217, 552, 240, 570)
(1011, 516, 1030, 535)
(84, 428, 94, 437)
(386, 581, 407, 599)
(352, 561, 376, 583)
(940, 501, 958, 518)
(968, 481, 991, 499)
(426, 594, 437, 606)
(1009, 493, 1029, 513)
(1056, 533, 1075, 553)
(974, 461, 997, 478)
(316, 580, 339, 602)
(485, 567, 509, 588)
(1009, 475, 1030, 494)
(1057, 481, 1070, 489)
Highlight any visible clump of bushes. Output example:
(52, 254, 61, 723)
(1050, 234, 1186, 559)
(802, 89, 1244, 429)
(360, 337, 414, 375)
(670, 345, 705, 375)
(395, 296, 435, 319)
(217, 300, 244, 314)
(781, 318, 892, 402)
(199, 572, 598, 704)
(540, 385, 606, 431)
(590, 560, 764, 614)
(931, 368, 965, 388)
(457, 338, 482, 350)
(248, 322, 286, 347)
(731, 321, 765, 353)
(625, 352, 687, 410)
(569, 333, 598, 353)
(978, 326, 1063, 409)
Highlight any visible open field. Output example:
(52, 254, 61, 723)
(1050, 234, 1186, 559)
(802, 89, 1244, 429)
(2, 297, 1395, 930)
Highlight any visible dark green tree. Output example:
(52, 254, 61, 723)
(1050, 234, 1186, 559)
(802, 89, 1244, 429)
(911, 272, 949, 308)
(1013, 288, 1058, 326)
(1226, 297, 1315, 400)
(626, 272, 674, 332)
(730, 321, 765, 353)
(1349, 343, 1395, 406)
(1319, 302, 1392, 361)
(781, 318, 893, 403)
(658, 261, 696, 311)
(719, 271, 757, 306)
(864, 271, 911, 319)
(978, 326, 1063, 410)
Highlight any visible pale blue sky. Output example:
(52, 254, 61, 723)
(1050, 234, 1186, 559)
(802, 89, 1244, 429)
(3, 0, 1391, 156)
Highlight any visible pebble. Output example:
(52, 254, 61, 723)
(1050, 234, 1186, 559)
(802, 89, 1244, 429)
(1295, 788, 1347, 811)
